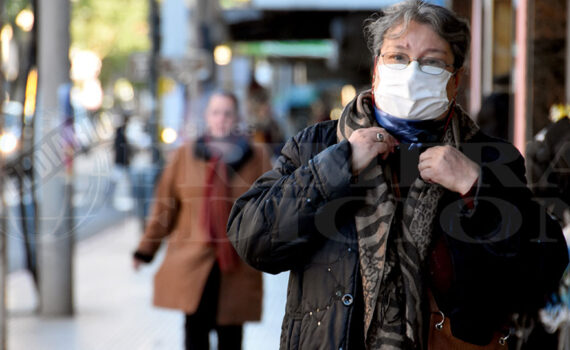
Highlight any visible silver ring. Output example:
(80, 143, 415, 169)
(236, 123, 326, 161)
(376, 132, 384, 142)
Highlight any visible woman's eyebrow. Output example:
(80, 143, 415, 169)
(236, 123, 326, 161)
(423, 48, 447, 55)
(389, 44, 409, 51)
(383, 46, 448, 55)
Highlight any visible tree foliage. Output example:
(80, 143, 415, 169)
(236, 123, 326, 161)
(71, 0, 150, 84)
(5, 0, 29, 22)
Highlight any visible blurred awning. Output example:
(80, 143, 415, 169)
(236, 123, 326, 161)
(234, 40, 336, 59)
(250, 0, 445, 10)
(224, 0, 446, 41)
(225, 10, 353, 41)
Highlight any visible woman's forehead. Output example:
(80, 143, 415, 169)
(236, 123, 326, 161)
(382, 21, 451, 55)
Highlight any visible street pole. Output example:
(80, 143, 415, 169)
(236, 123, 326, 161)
(19, 0, 40, 289)
(149, 0, 161, 165)
(36, 0, 74, 316)
(0, 0, 8, 345)
(0, 103, 7, 350)
(0, 137, 6, 350)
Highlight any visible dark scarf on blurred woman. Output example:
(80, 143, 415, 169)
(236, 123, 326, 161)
(337, 90, 478, 350)
(194, 134, 253, 272)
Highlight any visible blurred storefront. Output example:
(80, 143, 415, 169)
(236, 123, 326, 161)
(460, 0, 567, 157)
(2, 0, 568, 184)
(155, 0, 451, 142)
(152, 0, 568, 153)
(1, 1, 568, 235)
(182, 0, 570, 228)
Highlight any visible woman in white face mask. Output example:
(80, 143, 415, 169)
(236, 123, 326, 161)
(227, 1, 569, 349)
(361, 12, 476, 193)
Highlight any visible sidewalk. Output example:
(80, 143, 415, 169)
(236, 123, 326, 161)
(7, 217, 288, 350)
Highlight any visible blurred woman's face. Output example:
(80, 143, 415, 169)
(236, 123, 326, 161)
(206, 95, 238, 138)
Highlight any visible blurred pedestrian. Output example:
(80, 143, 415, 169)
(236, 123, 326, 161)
(112, 112, 134, 211)
(133, 91, 271, 350)
(114, 112, 131, 170)
(227, 1, 568, 349)
(309, 97, 331, 125)
(476, 74, 511, 141)
(527, 103, 570, 228)
(246, 81, 284, 158)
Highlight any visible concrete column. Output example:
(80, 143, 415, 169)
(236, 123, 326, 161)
(36, 0, 73, 316)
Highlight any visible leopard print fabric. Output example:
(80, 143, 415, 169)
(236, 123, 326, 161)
(337, 90, 479, 349)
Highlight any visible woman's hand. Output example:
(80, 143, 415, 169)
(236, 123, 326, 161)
(348, 127, 398, 175)
(418, 145, 480, 195)
(133, 258, 145, 271)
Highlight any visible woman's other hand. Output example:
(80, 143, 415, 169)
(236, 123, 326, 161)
(133, 258, 145, 271)
(418, 145, 480, 195)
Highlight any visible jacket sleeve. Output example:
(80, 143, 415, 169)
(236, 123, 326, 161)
(227, 130, 354, 274)
(135, 147, 182, 259)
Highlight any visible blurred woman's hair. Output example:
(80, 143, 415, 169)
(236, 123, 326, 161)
(364, 0, 470, 69)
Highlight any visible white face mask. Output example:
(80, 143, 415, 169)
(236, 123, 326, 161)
(374, 61, 453, 121)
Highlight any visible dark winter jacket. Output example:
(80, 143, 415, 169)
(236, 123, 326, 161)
(227, 119, 568, 349)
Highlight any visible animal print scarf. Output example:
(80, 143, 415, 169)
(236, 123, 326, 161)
(337, 91, 479, 349)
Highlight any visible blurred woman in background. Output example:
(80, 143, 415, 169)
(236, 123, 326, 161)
(133, 90, 271, 350)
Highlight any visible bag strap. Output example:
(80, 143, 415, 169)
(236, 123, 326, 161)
(427, 288, 440, 313)
(427, 288, 511, 347)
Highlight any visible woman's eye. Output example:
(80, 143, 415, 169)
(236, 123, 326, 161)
(385, 54, 407, 64)
(421, 58, 444, 67)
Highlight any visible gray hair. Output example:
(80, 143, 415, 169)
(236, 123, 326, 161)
(364, 0, 470, 69)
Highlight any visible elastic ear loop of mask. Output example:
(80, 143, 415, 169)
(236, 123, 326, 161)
(444, 72, 461, 130)
(442, 71, 460, 132)
(371, 55, 380, 107)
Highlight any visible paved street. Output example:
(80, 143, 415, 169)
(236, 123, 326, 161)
(7, 216, 288, 349)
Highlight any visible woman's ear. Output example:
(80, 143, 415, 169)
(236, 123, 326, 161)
(454, 67, 464, 88)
